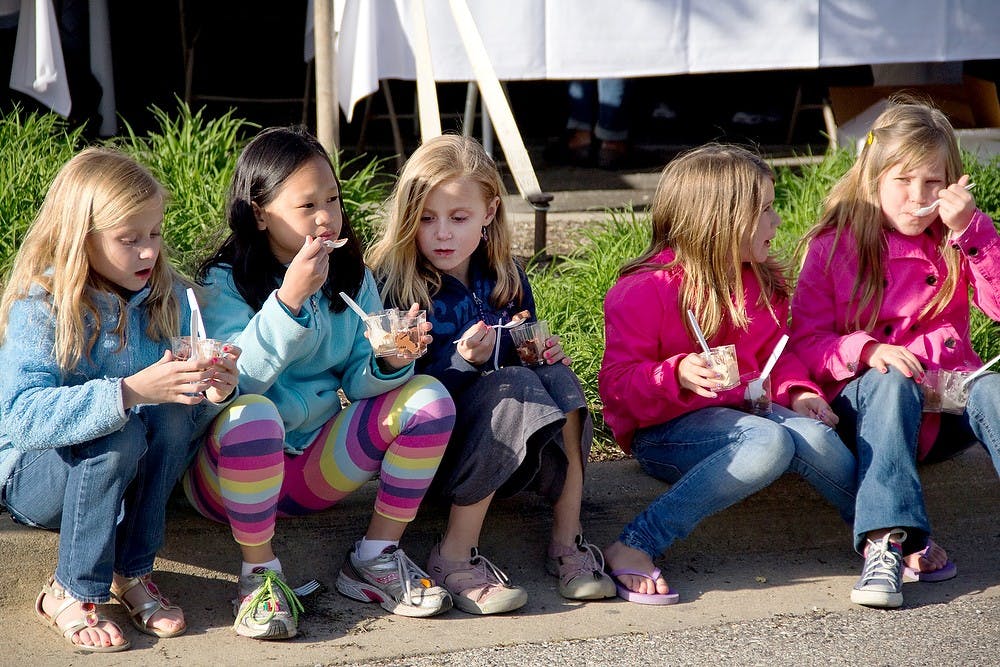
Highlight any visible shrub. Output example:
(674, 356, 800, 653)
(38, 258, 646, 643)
(114, 102, 394, 277)
(0, 110, 84, 278)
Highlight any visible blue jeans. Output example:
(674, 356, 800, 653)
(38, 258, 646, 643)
(2, 404, 198, 603)
(834, 368, 1000, 552)
(566, 78, 628, 141)
(619, 405, 856, 558)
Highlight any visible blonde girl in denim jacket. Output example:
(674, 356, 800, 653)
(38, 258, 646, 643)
(0, 148, 238, 652)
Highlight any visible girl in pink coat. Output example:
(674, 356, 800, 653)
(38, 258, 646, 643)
(791, 99, 1000, 609)
(600, 144, 856, 605)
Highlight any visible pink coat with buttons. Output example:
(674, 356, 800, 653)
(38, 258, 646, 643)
(600, 248, 822, 454)
(790, 210, 1000, 456)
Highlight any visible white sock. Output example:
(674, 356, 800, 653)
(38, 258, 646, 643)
(242, 557, 282, 577)
(355, 538, 398, 561)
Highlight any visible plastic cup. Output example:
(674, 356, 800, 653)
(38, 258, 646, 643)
(170, 336, 239, 361)
(921, 369, 943, 413)
(509, 320, 550, 366)
(703, 343, 739, 390)
(393, 309, 427, 359)
(364, 309, 399, 357)
(939, 369, 972, 415)
(741, 372, 772, 415)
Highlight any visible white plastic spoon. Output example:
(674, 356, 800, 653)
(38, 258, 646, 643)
(912, 182, 975, 217)
(451, 318, 527, 344)
(747, 334, 788, 401)
(961, 351, 1000, 389)
(186, 288, 206, 360)
(338, 291, 369, 320)
(322, 238, 349, 249)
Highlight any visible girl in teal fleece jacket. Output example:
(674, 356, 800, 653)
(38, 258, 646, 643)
(181, 127, 457, 639)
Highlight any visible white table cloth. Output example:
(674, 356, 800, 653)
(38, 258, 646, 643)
(335, 0, 1000, 121)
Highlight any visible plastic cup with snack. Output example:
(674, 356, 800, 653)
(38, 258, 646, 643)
(509, 320, 550, 367)
(363, 309, 399, 357)
(703, 343, 740, 391)
(741, 371, 772, 415)
(392, 309, 427, 359)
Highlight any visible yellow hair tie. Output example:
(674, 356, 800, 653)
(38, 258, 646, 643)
(866, 131, 874, 145)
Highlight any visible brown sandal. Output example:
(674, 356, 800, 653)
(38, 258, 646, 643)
(110, 575, 187, 638)
(34, 577, 131, 653)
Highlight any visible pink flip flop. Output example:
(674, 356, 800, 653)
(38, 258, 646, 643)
(902, 540, 958, 583)
(608, 567, 680, 605)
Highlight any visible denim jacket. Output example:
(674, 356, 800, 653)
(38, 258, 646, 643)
(413, 250, 536, 395)
(0, 281, 225, 488)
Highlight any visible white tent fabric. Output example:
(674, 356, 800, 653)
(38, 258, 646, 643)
(8, 0, 116, 135)
(332, 0, 1000, 121)
(9, 0, 70, 117)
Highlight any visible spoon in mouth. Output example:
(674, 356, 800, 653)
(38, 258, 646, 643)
(322, 238, 349, 249)
(912, 182, 975, 217)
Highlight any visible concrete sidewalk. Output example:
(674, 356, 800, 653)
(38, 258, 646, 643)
(2, 445, 997, 666)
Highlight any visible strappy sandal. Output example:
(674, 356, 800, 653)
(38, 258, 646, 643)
(34, 577, 131, 653)
(110, 575, 187, 638)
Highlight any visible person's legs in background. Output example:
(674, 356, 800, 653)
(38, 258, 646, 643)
(564, 78, 629, 168)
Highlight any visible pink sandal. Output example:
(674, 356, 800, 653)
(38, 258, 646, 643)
(902, 539, 958, 583)
(607, 567, 680, 605)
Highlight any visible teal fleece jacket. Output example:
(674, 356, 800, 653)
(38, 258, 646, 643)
(200, 266, 412, 453)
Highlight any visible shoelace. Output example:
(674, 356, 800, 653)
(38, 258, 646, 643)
(469, 547, 513, 588)
(235, 570, 305, 628)
(389, 548, 436, 606)
(860, 542, 902, 583)
(573, 535, 607, 574)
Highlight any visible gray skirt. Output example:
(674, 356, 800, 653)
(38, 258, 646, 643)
(432, 363, 593, 506)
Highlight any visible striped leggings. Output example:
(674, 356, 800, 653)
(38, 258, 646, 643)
(181, 375, 455, 546)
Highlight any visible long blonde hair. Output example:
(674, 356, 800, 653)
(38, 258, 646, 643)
(802, 97, 964, 330)
(370, 134, 523, 310)
(0, 147, 181, 371)
(621, 143, 786, 341)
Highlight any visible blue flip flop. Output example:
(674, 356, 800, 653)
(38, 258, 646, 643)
(608, 567, 680, 605)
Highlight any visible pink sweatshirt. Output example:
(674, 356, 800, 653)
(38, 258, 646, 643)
(791, 210, 1000, 457)
(599, 248, 821, 454)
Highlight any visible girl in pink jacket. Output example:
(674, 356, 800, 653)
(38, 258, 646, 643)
(599, 144, 856, 605)
(791, 99, 1000, 610)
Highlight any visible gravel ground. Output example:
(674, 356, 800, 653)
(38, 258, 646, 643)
(345, 594, 999, 667)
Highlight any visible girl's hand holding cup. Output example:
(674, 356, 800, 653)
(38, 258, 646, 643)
(122, 351, 218, 408)
(541, 335, 572, 366)
(204, 343, 240, 404)
(678, 352, 722, 398)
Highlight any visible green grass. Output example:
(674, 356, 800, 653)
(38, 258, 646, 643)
(0, 109, 84, 277)
(0, 103, 394, 281)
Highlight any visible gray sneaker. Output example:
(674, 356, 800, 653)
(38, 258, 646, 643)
(233, 568, 303, 640)
(336, 544, 452, 618)
(851, 529, 906, 608)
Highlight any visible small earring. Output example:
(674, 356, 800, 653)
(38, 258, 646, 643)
(481, 226, 489, 242)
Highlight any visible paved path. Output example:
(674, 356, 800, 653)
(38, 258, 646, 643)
(2, 446, 997, 666)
